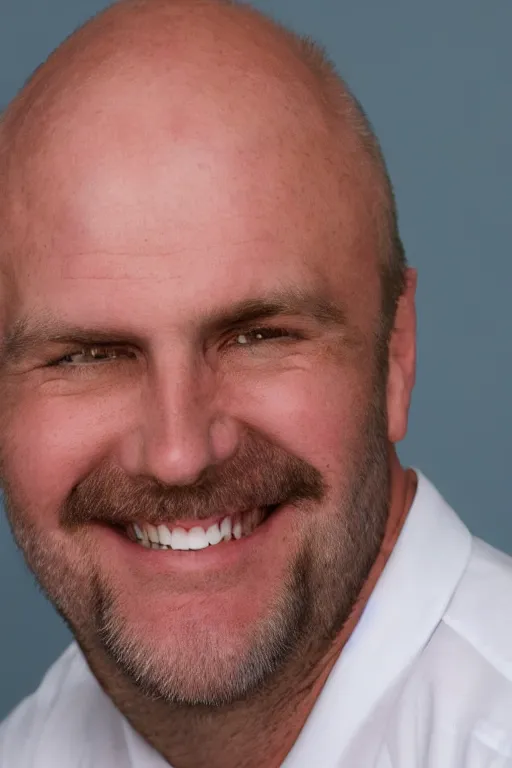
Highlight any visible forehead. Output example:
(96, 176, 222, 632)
(1, 64, 381, 333)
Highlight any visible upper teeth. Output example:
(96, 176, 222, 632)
(129, 508, 263, 551)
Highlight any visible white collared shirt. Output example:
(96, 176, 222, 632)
(2, 472, 512, 767)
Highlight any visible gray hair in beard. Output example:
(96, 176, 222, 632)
(87, 387, 389, 707)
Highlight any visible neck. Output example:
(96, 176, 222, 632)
(88, 455, 416, 768)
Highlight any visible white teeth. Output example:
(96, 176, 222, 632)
(171, 527, 188, 551)
(206, 523, 222, 546)
(187, 526, 209, 550)
(233, 520, 242, 540)
(157, 524, 173, 546)
(133, 523, 143, 540)
(131, 508, 268, 551)
(147, 524, 159, 544)
(220, 517, 232, 541)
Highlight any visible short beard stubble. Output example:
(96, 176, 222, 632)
(3, 352, 391, 709)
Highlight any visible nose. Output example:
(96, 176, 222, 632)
(117, 355, 242, 487)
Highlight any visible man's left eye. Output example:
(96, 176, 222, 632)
(233, 327, 299, 345)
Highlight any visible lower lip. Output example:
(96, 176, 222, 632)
(97, 503, 291, 573)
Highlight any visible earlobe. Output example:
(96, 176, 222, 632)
(386, 269, 417, 444)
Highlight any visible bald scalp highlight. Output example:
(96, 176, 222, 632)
(0, 0, 406, 338)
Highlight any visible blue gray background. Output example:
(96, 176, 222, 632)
(1, 0, 511, 720)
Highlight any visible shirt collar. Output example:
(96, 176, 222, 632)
(282, 470, 473, 767)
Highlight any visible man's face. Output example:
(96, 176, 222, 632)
(0, 74, 396, 705)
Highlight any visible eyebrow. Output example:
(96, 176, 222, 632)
(0, 287, 347, 366)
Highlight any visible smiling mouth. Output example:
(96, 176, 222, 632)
(123, 504, 281, 552)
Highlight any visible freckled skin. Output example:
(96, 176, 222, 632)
(0, 2, 417, 767)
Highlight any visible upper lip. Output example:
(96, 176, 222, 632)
(108, 503, 282, 530)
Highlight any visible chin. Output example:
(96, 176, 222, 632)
(92, 559, 310, 707)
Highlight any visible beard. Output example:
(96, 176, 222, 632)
(3, 374, 390, 709)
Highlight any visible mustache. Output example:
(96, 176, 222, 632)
(61, 433, 327, 528)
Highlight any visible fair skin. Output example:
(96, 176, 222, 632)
(0, 1, 417, 766)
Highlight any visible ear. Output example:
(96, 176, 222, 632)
(386, 268, 417, 443)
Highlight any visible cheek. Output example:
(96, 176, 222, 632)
(235, 361, 373, 482)
(0, 382, 137, 524)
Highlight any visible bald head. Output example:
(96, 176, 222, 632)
(0, 1, 417, 725)
(0, 0, 405, 332)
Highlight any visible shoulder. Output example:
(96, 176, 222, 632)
(0, 644, 128, 768)
(375, 537, 512, 765)
(397, 537, 512, 760)
(442, 536, 512, 682)
(0, 644, 80, 766)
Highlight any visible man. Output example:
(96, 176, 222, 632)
(0, 0, 510, 765)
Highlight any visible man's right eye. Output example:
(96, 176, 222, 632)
(48, 346, 136, 366)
